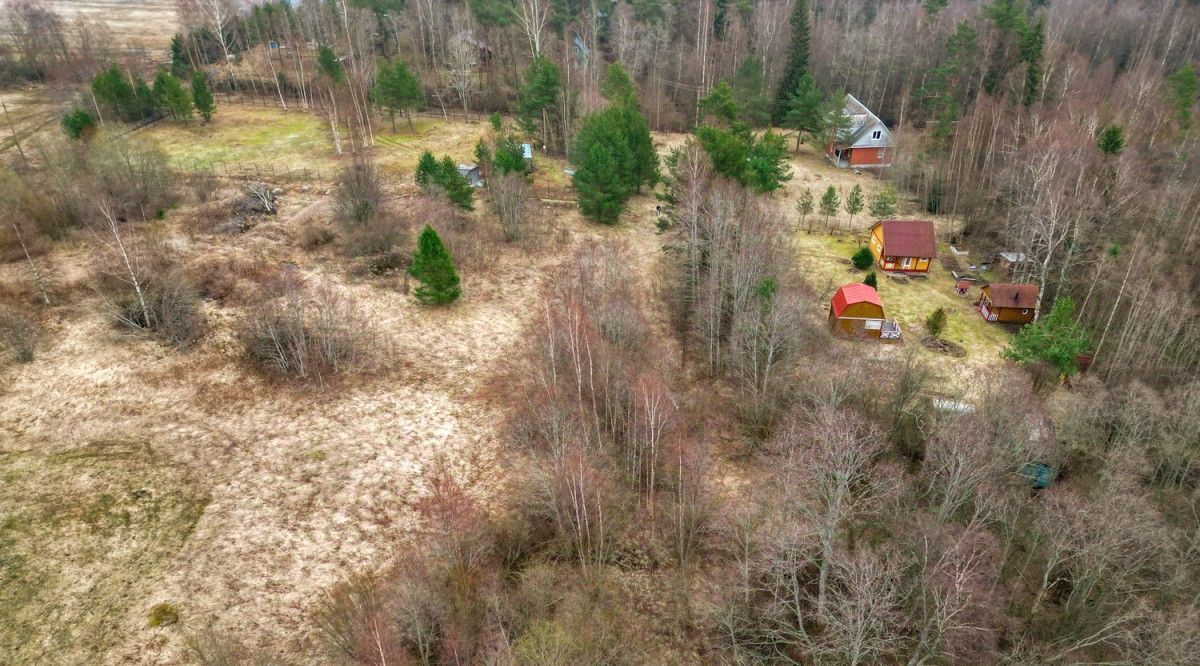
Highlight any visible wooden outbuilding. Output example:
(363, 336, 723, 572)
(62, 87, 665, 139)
(829, 283, 901, 341)
(868, 220, 937, 273)
(976, 283, 1038, 324)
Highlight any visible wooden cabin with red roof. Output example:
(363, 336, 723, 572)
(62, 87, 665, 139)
(829, 283, 901, 341)
(977, 283, 1039, 324)
(868, 220, 937, 273)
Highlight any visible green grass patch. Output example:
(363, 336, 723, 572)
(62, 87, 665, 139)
(0, 441, 209, 663)
(144, 106, 334, 173)
(794, 231, 1013, 375)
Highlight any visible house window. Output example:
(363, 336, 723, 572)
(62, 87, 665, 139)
(901, 257, 914, 269)
(1021, 309, 1029, 315)
(872, 130, 882, 140)
(864, 320, 882, 330)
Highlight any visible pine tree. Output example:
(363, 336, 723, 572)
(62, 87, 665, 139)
(620, 106, 659, 193)
(844, 184, 865, 228)
(797, 188, 815, 230)
(153, 71, 193, 122)
(517, 56, 562, 151)
(474, 138, 492, 179)
(1096, 124, 1125, 156)
(191, 72, 215, 123)
(870, 185, 899, 219)
(863, 271, 878, 289)
(773, 0, 811, 124)
(600, 62, 638, 109)
(494, 135, 527, 175)
(783, 73, 823, 152)
(1019, 16, 1044, 106)
(373, 58, 423, 132)
(731, 58, 770, 127)
(409, 225, 461, 305)
(926, 307, 948, 338)
(572, 108, 635, 224)
(92, 64, 146, 122)
(699, 81, 740, 126)
(820, 185, 840, 229)
(169, 34, 190, 78)
(746, 129, 792, 193)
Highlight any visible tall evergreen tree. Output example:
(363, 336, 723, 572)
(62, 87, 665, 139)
(870, 186, 899, 219)
(415, 151, 439, 189)
(620, 106, 659, 193)
(1020, 15, 1045, 106)
(409, 225, 461, 305)
(731, 57, 770, 127)
(153, 71, 193, 121)
(783, 73, 823, 152)
(373, 58, 424, 132)
(819, 185, 840, 227)
(1003, 297, 1091, 377)
(600, 62, 638, 109)
(572, 108, 635, 224)
(772, 0, 811, 124)
(699, 81, 740, 126)
(191, 72, 215, 123)
(518, 56, 562, 152)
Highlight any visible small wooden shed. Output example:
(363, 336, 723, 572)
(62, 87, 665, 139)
(829, 283, 900, 341)
(977, 283, 1038, 324)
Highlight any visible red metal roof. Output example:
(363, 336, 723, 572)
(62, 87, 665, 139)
(831, 283, 882, 317)
(984, 283, 1039, 308)
(876, 220, 936, 258)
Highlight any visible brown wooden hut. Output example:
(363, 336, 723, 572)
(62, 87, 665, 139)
(977, 283, 1038, 324)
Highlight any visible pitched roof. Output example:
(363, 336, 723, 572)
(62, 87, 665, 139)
(831, 283, 883, 317)
(875, 220, 936, 258)
(841, 93, 893, 148)
(984, 283, 1039, 308)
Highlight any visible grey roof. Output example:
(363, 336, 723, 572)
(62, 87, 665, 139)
(840, 94, 893, 149)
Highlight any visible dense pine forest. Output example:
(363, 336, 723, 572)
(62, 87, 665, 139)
(2, 0, 1200, 664)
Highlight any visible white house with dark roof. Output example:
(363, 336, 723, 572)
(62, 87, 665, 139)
(824, 93, 894, 168)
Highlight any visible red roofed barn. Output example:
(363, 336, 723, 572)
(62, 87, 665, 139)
(829, 283, 900, 341)
(868, 220, 937, 273)
(977, 283, 1039, 324)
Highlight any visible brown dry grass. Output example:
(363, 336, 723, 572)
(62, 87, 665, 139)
(0, 113, 672, 663)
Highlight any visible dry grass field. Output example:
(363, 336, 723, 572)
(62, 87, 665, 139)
(44, 0, 177, 48)
(0, 104, 1010, 663)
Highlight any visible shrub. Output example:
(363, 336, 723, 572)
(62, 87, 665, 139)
(241, 284, 371, 383)
(147, 602, 180, 627)
(297, 221, 337, 249)
(102, 265, 205, 349)
(345, 213, 407, 259)
(62, 109, 96, 139)
(852, 246, 874, 270)
(863, 271, 878, 289)
(0, 309, 39, 363)
(926, 307, 947, 338)
(334, 156, 383, 226)
(493, 171, 530, 241)
(409, 225, 461, 304)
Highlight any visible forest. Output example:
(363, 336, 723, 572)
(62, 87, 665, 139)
(1, 0, 1200, 664)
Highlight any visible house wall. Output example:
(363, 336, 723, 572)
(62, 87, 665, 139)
(829, 302, 887, 339)
(848, 146, 891, 166)
(979, 290, 1036, 324)
(876, 253, 931, 273)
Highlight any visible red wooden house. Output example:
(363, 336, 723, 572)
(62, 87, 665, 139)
(829, 283, 901, 341)
(825, 94, 895, 168)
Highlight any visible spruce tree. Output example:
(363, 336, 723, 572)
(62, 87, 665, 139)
(415, 151, 439, 189)
(153, 71, 193, 121)
(439, 156, 475, 210)
(844, 184, 865, 228)
(1096, 124, 1125, 156)
(600, 62, 638, 109)
(494, 135, 528, 175)
(191, 72, 215, 123)
(731, 58, 770, 127)
(1003, 297, 1091, 377)
(409, 225, 461, 305)
(1019, 16, 1044, 106)
(621, 106, 659, 193)
(373, 58, 423, 132)
(699, 81, 740, 126)
(783, 73, 823, 152)
(864, 271, 878, 289)
(773, 0, 811, 124)
(62, 109, 96, 139)
(518, 56, 562, 151)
